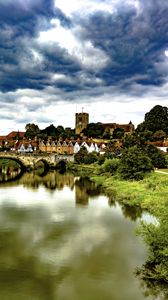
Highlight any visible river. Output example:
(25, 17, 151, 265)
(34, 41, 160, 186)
(0, 171, 154, 300)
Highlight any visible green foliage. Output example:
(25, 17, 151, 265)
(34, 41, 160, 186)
(82, 122, 104, 138)
(0, 158, 20, 169)
(144, 105, 168, 134)
(137, 210, 168, 291)
(104, 141, 122, 158)
(136, 128, 153, 142)
(137, 105, 168, 140)
(74, 147, 88, 164)
(153, 130, 167, 141)
(98, 155, 106, 165)
(90, 169, 168, 295)
(83, 152, 98, 164)
(145, 144, 167, 168)
(41, 124, 57, 137)
(123, 132, 145, 148)
(37, 133, 48, 141)
(118, 145, 153, 180)
(112, 127, 125, 139)
(41, 124, 75, 140)
(165, 155, 168, 166)
(100, 158, 120, 175)
(74, 147, 99, 165)
(25, 123, 40, 139)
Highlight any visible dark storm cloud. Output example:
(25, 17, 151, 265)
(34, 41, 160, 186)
(0, 0, 76, 92)
(0, 0, 55, 22)
(0, 0, 168, 97)
(77, 0, 168, 89)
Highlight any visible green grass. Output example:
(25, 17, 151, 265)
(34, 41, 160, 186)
(90, 172, 168, 217)
(69, 162, 168, 289)
(68, 162, 168, 217)
(91, 170, 168, 289)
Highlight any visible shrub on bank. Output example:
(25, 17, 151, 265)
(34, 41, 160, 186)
(145, 144, 167, 168)
(74, 147, 88, 164)
(83, 152, 98, 164)
(100, 158, 120, 175)
(118, 145, 153, 180)
(74, 147, 99, 164)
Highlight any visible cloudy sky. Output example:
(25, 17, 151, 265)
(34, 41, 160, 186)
(0, 0, 168, 134)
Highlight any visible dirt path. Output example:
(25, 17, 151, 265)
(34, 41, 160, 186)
(155, 170, 168, 175)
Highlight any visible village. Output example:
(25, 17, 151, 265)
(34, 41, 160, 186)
(0, 112, 135, 155)
(0, 111, 168, 155)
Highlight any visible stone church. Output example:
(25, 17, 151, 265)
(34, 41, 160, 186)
(75, 111, 134, 135)
(75, 112, 89, 135)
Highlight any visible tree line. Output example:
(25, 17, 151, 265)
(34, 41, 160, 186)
(25, 104, 168, 141)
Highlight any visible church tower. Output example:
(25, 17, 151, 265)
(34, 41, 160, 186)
(75, 111, 89, 135)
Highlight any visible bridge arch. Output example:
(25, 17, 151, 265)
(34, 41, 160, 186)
(0, 156, 27, 172)
(34, 158, 50, 170)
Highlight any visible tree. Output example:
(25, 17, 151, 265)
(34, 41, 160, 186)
(153, 130, 166, 141)
(25, 123, 40, 139)
(137, 210, 168, 298)
(64, 127, 75, 138)
(136, 127, 153, 142)
(57, 125, 64, 135)
(41, 124, 57, 138)
(100, 158, 120, 175)
(145, 144, 167, 168)
(144, 105, 168, 134)
(118, 145, 153, 180)
(74, 147, 88, 164)
(83, 152, 98, 164)
(123, 132, 145, 149)
(82, 123, 104, 138)
(112, 127, 125, 139)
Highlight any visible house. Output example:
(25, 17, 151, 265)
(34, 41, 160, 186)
(18, 143, 33, 153)
(6, 131, 25, 140)
(38, 139, 101, 155)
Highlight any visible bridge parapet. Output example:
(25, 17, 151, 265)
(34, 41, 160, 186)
(0, 153, 74, 168)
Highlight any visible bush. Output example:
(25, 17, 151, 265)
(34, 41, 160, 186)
(83, 152, 98, 164)
(118, 145, 153, 180)
(137, 213, 168, 291)
(165, 154, 168, 166)
(98, 155, 106, 165)
(101, 158, 120, 175)
(74, 147, 88, 164)
(145, 144, 167, 168)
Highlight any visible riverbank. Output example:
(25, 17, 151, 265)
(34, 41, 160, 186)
(68, 162, 168, 292)
(68, 163, 168, 215)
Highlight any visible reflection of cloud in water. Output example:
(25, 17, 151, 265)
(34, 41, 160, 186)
(0, 182, 153, 300)
(0, 186, 75, 207)
(38, 221, 110, 268)
(141, 212, 159, 225)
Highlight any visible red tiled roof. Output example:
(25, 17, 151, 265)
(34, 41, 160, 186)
(6, 131, 25, 139)
(0, 136, 6, 141)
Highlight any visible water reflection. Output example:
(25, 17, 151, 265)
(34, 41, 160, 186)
(75, 177, 103, 206)
(136, 267, 168, 300)
(0, 171, 144, 222)
(0, 171, 158, 300)
(0, 166, 22, 182)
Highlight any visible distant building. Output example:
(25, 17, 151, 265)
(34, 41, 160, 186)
(6, 131, 25, 140)
(39, 139, 102, 155)
(75, 112, 89, 135)
(18, 143, 33, 153)
(102, 121, 134, 135)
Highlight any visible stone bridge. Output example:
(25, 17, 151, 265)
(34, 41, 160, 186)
(0, 153, 74, 169)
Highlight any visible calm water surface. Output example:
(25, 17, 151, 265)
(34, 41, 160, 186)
(0, 172, 154, 300)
